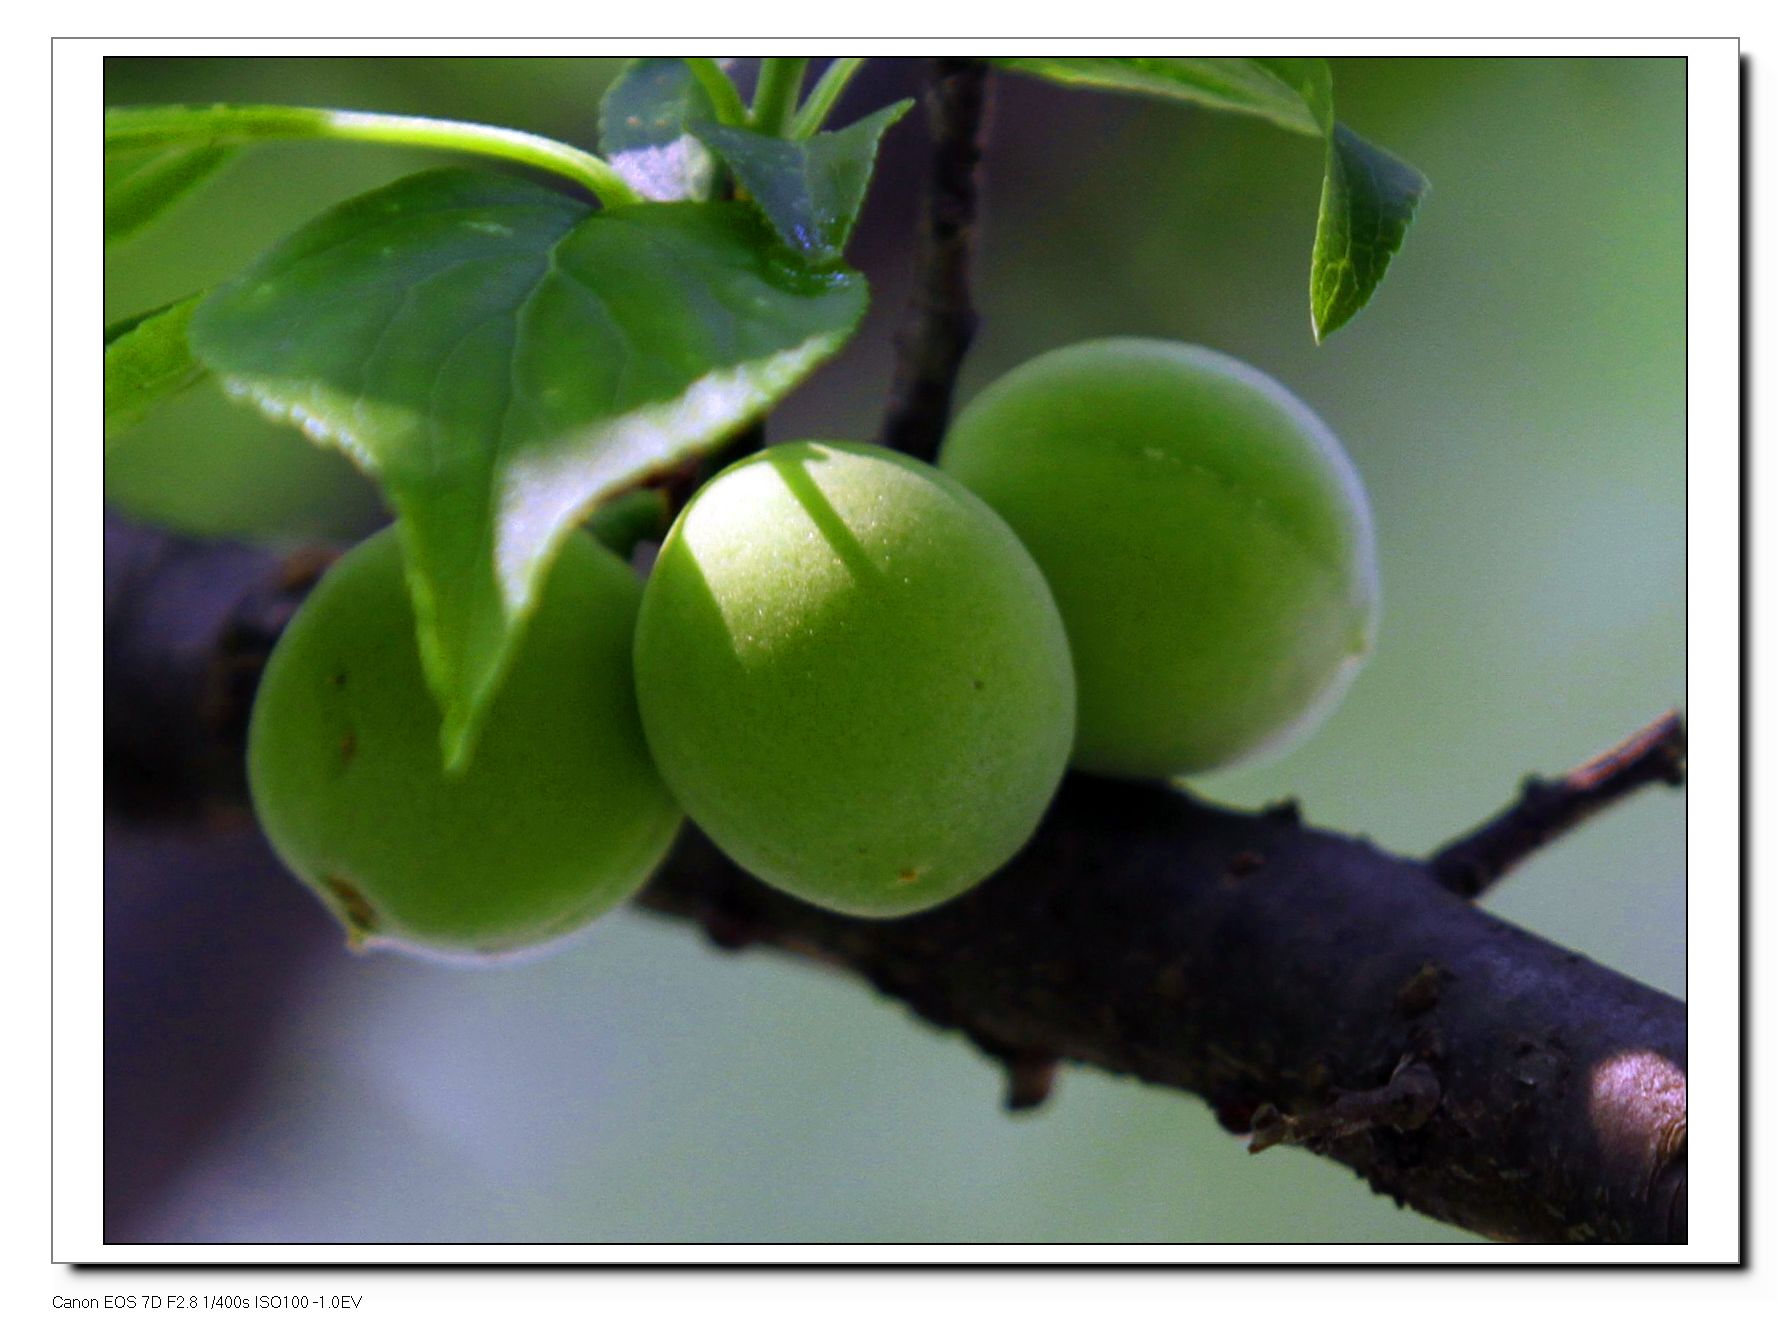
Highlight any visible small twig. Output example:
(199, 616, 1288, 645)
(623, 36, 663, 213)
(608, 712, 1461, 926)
(879, 58, 990, 462)
(999, 1052, 1061, 1113)
(1429, 711, 1687, 899)
(1248, 1060, 1441, 1154)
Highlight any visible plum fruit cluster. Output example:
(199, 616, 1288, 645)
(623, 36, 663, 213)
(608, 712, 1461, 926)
(247, 340, 1377, 954)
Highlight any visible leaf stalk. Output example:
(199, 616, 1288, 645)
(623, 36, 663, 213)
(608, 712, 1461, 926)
(105, 104, 641, 209)
(790, 58, 866, 137)
(749, 58, 810, 135)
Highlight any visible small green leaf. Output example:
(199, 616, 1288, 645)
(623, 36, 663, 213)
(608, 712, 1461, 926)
(1310, 123, 1428, 341)
(105, 294, 207, 436)
(992, 57, 1322, 136)
(694, 101, 911, 265)
(105, 144, 236, 246)
(190, 168, 865, 769)
(994, 56, 1426, 340)
(599, 58, 718, 202)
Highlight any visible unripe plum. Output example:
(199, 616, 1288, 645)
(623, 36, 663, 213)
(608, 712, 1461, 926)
(940, 338, 1379, 778)
(248, 527, 682, 958)
(633, 441, 1075, 917)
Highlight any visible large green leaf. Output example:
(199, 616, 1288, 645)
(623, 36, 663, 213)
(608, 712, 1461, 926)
(992, 56, 1426, 340)
(190, 167, 866, 769)
(104, 294, 207, 436)
(694, 101, 911, 265)
(105, 143, 236, 246)
(598, 58, 719, 202)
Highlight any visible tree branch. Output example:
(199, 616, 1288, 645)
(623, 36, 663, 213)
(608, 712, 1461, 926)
(880, 58, 990, 462)
(1429, 712, 1688, 898)
(639, 786, 1687, 1245)
(101, 517, 1689, 1245)
(1247, 1057, 1441, 1154)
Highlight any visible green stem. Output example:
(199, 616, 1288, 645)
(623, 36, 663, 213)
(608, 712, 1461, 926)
(789, 58, 866, 138)
(684, 58, 749, 126)
(749, 59, 809, 135)
(104, 104, 641, 209)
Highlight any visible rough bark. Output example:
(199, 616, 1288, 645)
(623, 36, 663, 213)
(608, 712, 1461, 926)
(101, 514, 1688, 1245)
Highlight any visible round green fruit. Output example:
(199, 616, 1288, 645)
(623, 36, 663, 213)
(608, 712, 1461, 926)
(633, 441, 1075, 917)
(248, 526, 682, 959)
(940, 338, 1379, 778)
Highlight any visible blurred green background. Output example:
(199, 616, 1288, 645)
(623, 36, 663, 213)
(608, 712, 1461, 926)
(104, 56, 1685, 1245)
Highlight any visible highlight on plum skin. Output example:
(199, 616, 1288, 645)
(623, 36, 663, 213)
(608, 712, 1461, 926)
(632, 440, 1076, 918)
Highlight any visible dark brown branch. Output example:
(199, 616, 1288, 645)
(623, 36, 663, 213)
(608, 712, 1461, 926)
(639, 792, 1686, 1245)
(103, 515, 332, 820)
(879, 58, 989, 462)
(103, 519, 1689, 1245)
(1247, 1059, 1441, 1154)
(1429, 712, 1688, 898)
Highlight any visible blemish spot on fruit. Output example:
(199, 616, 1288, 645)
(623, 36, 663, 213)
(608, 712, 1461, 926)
(331, 670, 348, 689)
(320, 873, 378, 945)
(897, 867, 920, 884)
(973, 679, 985, 690)
(338, 730, 357, 765)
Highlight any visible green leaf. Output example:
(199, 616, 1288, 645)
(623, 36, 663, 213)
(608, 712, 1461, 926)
(694, 101, 911, 265)
(104, 295, 207, 436)
(991, 57, 1323, 136)
(599, 58, 719, 202)
(189, 168, 865, 769)
(1310, 123, 1428, 341)
(104, 297, 182, 347)
(992, 56, 1427, 340)
(105, 144, 236, 246)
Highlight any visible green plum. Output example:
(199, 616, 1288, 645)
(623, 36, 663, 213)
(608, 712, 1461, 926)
(633, 441, 1075, 917)
(940, 338, 1379, 778)
(248, 526, 682, 959)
